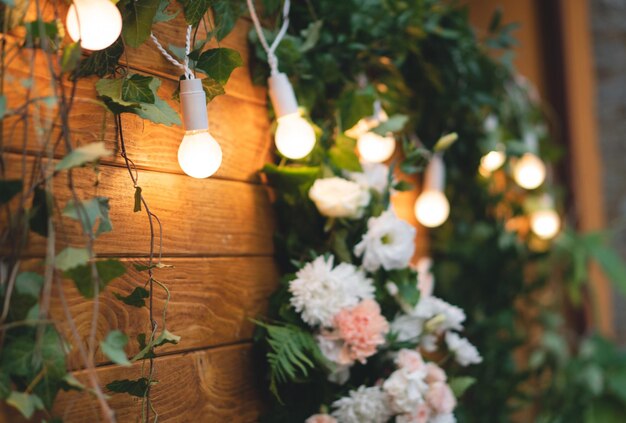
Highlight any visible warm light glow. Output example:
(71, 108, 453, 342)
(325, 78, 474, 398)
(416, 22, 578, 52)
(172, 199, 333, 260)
(414, 190, 450, 228)
(275, 113, 316, 159)
(480, 150, 506, 173)
(178, 130, 222, 179)
(66, 0, 123, 51)
(357, 132, 396, 163)
(513, 153, 546, 190)
(530, 209, 560, 240)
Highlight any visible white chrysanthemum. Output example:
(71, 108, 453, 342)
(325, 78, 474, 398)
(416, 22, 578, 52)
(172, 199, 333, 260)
(391, 314, 425, 342)
(309, 177, 371, 218)
(332, 386, 392, 423)
(429, 413, 457, 423)
(445, 332, 482, 367)
(345, 162, 389, 194)
(415, 296, 466, 334)
(354, 210, 416, 272)
(383, 367, 429, 414)
(289, 256, 374, 327)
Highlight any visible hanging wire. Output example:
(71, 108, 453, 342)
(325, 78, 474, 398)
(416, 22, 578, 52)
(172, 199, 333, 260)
(150, 25, 194, 79)
(246, 0, 291, 75)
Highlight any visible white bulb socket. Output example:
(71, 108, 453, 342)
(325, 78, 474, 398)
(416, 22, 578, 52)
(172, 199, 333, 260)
(268, 72, 299, 118)
(180, 79, 209, 131)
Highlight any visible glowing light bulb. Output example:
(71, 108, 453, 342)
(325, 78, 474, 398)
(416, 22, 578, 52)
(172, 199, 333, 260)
(480, 149, 506, 173)
(414, 190, 450, 228)
(66, 0, 122, 51)
(530, 209, 560, 240)
(178, 78, 222, 178)
(268, 73, 316, 160)
(178, 130, 222, 179)
(357, 131, 396, 163)
(275, 112, 316, 159)
(513, 153, 546, 190)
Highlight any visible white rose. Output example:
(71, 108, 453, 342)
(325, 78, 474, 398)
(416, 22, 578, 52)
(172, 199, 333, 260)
(309, 177, 371, 218)
(345, 161, 390, 194)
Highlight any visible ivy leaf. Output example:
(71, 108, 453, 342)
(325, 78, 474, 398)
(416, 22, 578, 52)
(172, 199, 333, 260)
(371, 114, 409, 136)
(72, 39, 124, 80)
(136, 333, 156, 359)
(135, 97, 181, 126)
(114, 287, 149, 307)
(6, 391, 44, 419)
(55, 142, 112, 171)
(299, 21, 323, 53)
(154, 329, 181, 347)
(54, 247, 90, 271)
(122, 74, 156, 104)
(106, 378, 152, 398)
(212, 0, 244, 41)
(0, 179, 22, 205)
(393, 180, 414, 192)
(449, 376, 476, 397)
(101, 330, 131, 366)
(0, 371, 10, 399)
(202, 77, 226, 102)
(134, 186, 142, 212)
(179, 0, 210, 26)
(96, 78, 140, 111)
(64, 259, 126, 298)
(338, 86, 376, 131)
(121, 0, 160, 48)
(29, 185, 52, 237)
(0, 94, 7, 119)
(15, 272, 43, 298)
(61, 42, 81, 73)
(329, 134, 361, 172)
(59, 374, 86, 392)
(195, 48, 243, 85)
(154, 0, 179, 23)
(62, 196, 112, 237)
(24, 20, 60, 50)
(1, 327, 67, 380)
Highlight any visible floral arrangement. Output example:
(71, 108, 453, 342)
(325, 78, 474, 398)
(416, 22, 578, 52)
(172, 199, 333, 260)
(256, 162, 481, 423)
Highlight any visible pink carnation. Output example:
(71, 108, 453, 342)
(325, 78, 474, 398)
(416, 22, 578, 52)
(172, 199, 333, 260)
(396, 349, 425, 372)
(424, 362, 447, 384)
(331, 299, 389, 364)
(305, 414, 338, 423)
(426, 382, 456, 414)
(397, 403, 431, 423)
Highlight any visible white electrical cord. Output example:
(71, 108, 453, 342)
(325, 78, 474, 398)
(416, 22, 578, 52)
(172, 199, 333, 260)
(150, 25, 194, 79)
(246, 0, 290, 75)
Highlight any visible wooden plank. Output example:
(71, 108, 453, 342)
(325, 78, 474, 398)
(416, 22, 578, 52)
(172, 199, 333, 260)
(53, 343, 264, 422)
(29, 256, 279, 367)
(2, 50, 273, 183)
(1, 153, 276, 257)
(558, 0, 613, 336)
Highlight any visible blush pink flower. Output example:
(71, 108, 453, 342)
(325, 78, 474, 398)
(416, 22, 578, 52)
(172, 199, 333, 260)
(396, 349, 425, 372)
(426, 382, 456, 415)
(305, 414, 338, 423)
(396, 403, 431, 423)
(424, 362, 447, 384)
(331, 299, 389, 364)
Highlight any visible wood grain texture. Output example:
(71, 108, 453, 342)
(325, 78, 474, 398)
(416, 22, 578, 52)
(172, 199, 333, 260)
(2, 49, 273, 182)
(2, 153, 275, 257)
(32, 256, 279, 367)
(53, 343, 264, 423)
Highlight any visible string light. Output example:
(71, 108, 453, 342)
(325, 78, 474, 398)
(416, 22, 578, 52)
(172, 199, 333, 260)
(415, 154, 450, 228)
(247, 0, 316, 159)
(529, 194, 561, 240)
(151, 26, 222, 178)
(346, 101, 396, 163)
(513, 132, 546, 190)
(66, 0, 122, 51)
(479, 115, 506, 175)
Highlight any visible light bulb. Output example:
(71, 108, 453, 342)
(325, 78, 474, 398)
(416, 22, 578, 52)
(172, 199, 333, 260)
(66, 0, 122, 51)
(357, 131, 396, 163)
(275, 112, 316, 159)
(177, 130, 222, 179)
(414, 190, 450, 228)
(513, 153, 546, 190)
(480, 149, 506, 173)
(530, 209, 560, 239)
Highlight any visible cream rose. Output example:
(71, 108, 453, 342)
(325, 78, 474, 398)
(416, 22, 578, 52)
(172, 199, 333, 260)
(309, 177, 371, 218)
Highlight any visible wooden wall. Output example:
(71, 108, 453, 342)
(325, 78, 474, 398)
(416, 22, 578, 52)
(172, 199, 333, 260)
(2, 11, 279, 422)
